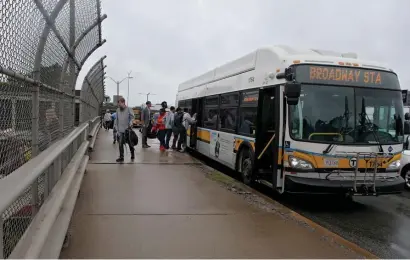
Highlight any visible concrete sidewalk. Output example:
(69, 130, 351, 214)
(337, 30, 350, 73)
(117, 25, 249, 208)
(60, 129, 362, 258)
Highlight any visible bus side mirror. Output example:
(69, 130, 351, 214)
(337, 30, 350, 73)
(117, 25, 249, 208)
(285, 83, 301, 105)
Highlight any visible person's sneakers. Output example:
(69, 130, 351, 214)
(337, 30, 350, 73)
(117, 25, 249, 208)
(160, 145, 166, 151)
(142, 144, 150, 148)
(113, 140, 116, 144)
(131, 153, 135, 160)
(116, 157, 124, 163)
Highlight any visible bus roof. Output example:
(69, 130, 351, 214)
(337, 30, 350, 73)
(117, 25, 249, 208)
(176, 45, 394, 101)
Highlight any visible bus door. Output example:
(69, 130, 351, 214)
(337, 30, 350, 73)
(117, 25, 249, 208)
(254, 86, 280, 186)
(189, 98, 202, 149)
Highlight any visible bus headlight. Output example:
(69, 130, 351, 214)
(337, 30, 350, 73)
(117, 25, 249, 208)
(387, 160, 401, 170)
(288, 156, 313, 170)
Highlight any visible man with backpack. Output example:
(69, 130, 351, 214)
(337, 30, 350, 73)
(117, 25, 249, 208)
(173, 107, 196, 152)
(114, 97, 135, 162)
(179, 107, 196, 152)
(172, 107, 184, 150)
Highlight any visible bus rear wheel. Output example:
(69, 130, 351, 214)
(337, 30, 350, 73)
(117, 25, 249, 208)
(240, 149, 254, 185)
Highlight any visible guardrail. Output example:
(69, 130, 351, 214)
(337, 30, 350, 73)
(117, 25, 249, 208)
(0, 117, 100, 259)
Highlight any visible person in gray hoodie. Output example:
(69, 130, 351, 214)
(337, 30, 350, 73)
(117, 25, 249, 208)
(114, 97, 134, 162)
(164, 106, 175, 149)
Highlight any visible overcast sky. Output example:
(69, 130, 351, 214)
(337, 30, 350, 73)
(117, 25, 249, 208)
(76, 0, 410, 107)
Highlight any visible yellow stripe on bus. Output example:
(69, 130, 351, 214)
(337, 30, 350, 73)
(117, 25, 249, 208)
(194, 129, 399, 169)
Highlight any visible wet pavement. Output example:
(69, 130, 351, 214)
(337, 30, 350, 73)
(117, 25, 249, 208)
(60, 129, 362, 259)
(195, 152, 410, 259)
(277, 191, 410, 259)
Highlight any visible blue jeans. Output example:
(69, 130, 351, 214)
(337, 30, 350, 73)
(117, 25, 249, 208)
(157, 129, 166, 148)
(165, 129, 172, 149)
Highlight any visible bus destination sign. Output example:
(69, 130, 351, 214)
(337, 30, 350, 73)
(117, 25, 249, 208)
(294, 64, 400, 89)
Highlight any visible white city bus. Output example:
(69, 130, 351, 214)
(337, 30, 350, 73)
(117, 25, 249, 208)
(176, 45, 405, 196)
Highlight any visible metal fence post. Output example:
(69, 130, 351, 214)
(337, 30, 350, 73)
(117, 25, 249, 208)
(70, 0, 76, 129)
(31, 84, 40, 215)
(60, 93, 65, 138)
(0, 217, 3, 259)
(11, 99, 16, 131)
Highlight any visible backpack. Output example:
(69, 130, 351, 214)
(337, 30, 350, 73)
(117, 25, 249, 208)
(125, 128, 139, 146)
(174, 112, 184, 129)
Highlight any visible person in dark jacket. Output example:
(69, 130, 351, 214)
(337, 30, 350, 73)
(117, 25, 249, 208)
(141, 101, 152, 148)
(171, 107, 182, 149)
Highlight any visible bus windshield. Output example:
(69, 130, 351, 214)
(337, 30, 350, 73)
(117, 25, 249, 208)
(289, 85, 404, 145)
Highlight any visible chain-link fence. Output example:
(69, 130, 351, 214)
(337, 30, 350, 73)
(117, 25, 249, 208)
(0, 0, 106, 258)
(79, 56, 106, 124)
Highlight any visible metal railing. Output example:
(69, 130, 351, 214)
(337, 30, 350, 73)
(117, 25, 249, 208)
(0, 117, 101, 258)
(0, 0, 106, 258)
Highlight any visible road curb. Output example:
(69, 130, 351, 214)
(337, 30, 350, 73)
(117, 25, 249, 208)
(194, 161, 379, 259)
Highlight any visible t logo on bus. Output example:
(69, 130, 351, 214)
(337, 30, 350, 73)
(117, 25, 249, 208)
(349, 157, 357, 168)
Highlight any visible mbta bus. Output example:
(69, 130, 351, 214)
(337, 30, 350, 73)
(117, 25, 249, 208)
(176, 45, 405, 196)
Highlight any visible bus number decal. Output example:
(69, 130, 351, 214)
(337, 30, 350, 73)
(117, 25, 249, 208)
(323, 158, 339, 167)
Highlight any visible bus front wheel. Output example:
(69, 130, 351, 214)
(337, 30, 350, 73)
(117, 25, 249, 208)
(240, 149, 254, 185)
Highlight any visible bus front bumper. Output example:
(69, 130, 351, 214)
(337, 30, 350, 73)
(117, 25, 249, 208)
(285, 175, 405, 195)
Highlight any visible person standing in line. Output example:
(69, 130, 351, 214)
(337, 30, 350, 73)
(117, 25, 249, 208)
(103, 109, 112, 131)
(156, 108, 167, 151)
(172, 107, 183, 150)
(114, 97, 135, 162)
(177, 107, 196, 152)
(164, 106, 175, 149)
(141, 101, 152, 148)
(111, 111, 117, 144)
(180, 107, 197, 152)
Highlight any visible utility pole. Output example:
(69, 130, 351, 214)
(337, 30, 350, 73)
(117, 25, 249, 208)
(139, 92, 156, 102)
(127, 71, 133, 106)
(108, 75, 131, 105)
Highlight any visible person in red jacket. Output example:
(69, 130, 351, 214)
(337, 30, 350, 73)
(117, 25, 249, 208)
(156, 108, 167, 151)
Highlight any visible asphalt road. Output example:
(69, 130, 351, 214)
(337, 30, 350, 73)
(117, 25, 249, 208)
(276, 190, 410, 259)
(194, 152, 410, 259)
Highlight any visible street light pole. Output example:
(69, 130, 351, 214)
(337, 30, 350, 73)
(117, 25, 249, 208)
(127, 71, 132, 106)
(108, 75, 131, 104)
(139, 92, 156, 102)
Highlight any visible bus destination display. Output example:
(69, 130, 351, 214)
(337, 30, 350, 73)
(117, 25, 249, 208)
(295, 65, 400, 89)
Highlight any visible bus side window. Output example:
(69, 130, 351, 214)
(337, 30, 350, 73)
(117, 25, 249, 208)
(203, 95, 220, 130)
(203, 107, 219, 130)
(238, 107, 257, 136)
(238, 91, 258, 136)
(186, 99, 192, 114)
(178, 100, 185, 109)
(220, 93, 239, 132)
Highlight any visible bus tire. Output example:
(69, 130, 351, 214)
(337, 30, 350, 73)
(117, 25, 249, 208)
(240, 148, 254, 185)
(400, 164, 410, 190)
